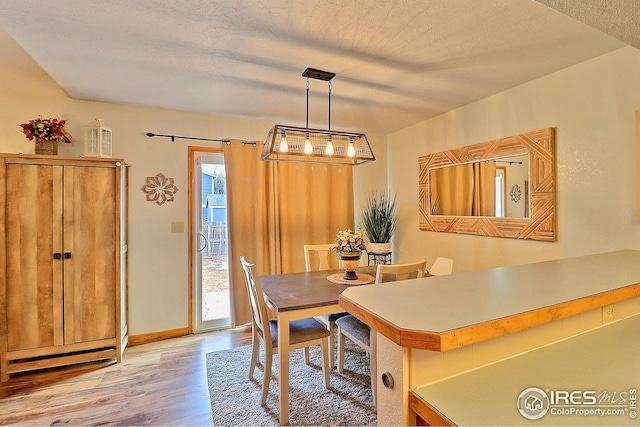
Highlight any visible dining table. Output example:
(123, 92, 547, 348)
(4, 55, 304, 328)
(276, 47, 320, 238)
(259, 266, 377, 426)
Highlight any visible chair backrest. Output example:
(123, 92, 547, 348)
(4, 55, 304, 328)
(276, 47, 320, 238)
(240, 256, 271, 343)
(428, 257, 454, 276)
(375, 260, 427, 284)
(304, 244, 339, 271)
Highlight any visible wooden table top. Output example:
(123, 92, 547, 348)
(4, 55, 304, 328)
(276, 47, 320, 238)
(260, 266, 377, 313)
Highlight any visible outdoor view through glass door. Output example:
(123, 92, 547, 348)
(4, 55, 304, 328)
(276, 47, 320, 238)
(193, 151, 230, 332)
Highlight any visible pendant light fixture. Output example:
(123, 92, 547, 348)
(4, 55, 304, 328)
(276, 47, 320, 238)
(261, 68, 375, 165)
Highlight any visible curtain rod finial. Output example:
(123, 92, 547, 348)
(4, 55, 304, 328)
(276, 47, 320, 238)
(145, 132, 155, 137)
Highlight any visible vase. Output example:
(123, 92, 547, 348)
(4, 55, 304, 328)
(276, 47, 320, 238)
(366, 242, 392, 254)
(338, 252, 362, 280)
(35, 140, 58, 155)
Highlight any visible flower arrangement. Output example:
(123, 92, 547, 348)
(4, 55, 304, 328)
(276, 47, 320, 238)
(20, 115, 73, 145)
(332, 228, 367, 254)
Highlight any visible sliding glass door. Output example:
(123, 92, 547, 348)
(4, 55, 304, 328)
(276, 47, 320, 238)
(192, 150, 230, 332)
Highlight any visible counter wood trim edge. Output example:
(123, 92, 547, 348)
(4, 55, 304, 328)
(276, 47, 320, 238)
(340, 283, 640, 352)
(409, 390, 457, 426)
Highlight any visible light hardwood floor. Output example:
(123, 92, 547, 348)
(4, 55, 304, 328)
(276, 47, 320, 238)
(0, 327, 252, 426)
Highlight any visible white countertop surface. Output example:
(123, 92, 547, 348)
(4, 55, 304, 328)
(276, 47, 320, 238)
(341, 250, 640, 333)
(412, 313, 640, 426)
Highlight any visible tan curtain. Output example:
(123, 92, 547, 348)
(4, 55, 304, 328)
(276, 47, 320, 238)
(275, 162, 354, 273)
(223, 140, 354, 327)
(431, 164, 474, 216)
(472, 161, 496, 216)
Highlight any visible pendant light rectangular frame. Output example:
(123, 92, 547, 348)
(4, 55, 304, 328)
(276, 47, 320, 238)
(261, 124, 375, 165)
(261, 67, 375, 166)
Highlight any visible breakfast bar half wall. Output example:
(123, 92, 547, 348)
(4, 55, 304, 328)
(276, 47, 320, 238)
(339, 250, 640, 425)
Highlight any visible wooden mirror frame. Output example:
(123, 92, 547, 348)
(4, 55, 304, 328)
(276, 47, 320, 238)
(418, 128, 556, 241)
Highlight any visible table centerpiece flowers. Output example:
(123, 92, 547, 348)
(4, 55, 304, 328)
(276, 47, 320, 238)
(332, 228, 367, 280)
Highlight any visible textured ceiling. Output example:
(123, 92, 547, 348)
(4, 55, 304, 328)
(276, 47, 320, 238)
(0, 0, 630, 134)
(536, 0, 640, 49)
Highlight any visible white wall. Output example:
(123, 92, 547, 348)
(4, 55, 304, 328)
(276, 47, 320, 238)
(0, 29, 387, 335)
(388, 46, 640, 272)
(5, 26, 639, 335)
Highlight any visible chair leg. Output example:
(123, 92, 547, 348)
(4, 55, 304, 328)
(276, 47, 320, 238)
(328, 319, 336, 369)
(320, 341, 330, 389)
(249, 329, 259, 379)
(261, 350, 272, 405)
(337, 327, 346, 373)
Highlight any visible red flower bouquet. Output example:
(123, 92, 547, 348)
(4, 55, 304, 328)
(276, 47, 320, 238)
(20, 115, 73, 144)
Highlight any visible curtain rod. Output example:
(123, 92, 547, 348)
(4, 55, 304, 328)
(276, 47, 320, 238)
(495, 160, 523, 165)
(489, 160, 523, 165)
(145, 132, 231, 144)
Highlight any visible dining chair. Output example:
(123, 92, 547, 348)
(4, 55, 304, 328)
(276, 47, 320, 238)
(304, 244, 340, 271)
(427, 257, 454, 276)
(303, 244, 346, 368)
(336, 259, 427, 406)
(240, 256, 331, 405)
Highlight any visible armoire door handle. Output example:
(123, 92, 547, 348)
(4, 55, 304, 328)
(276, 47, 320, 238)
(64, 252, 72, 259)
(53, 253, 62, 260)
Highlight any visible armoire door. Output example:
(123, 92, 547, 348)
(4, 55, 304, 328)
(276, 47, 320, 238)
(5, 163, 64, 351)
(5, 163, 117, 351)
(62, 165, 117, 344)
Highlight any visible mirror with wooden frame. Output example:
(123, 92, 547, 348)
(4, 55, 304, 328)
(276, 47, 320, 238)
(418, 128, 556, 241)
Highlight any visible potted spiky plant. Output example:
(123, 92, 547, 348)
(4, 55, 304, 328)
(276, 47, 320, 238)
(360, 190, 398, 254)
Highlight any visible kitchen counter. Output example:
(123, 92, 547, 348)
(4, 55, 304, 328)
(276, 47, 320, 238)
(340, 250, 640, 352)
(338, 250, 640, 425)
(410, 314, 640, 426)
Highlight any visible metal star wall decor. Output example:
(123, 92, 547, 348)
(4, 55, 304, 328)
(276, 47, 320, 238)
(142, 172, 179, 206)
(510, 184, 522, 203)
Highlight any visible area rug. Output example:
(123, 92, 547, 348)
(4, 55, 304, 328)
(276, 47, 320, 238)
(206, 342, 376, 426)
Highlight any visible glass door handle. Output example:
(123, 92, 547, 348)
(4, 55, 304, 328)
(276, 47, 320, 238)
(198, 232, 208, 252)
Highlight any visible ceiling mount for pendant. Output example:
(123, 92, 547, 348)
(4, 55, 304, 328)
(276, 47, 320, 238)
(261, 67, 375, 166)
(301, 68, 335, 81)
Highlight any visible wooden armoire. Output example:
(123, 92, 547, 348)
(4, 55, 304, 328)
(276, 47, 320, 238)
(0, 154, 128, 381)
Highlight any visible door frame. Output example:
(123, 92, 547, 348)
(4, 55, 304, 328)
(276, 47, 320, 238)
(188, 146, 225, 333)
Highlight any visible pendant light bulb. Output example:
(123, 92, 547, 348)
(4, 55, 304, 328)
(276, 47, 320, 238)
(279, 132, 288, 152)
(304, 134, 312, 154)
(347, 140, 355, 157)
(325, 136, 334, 156)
